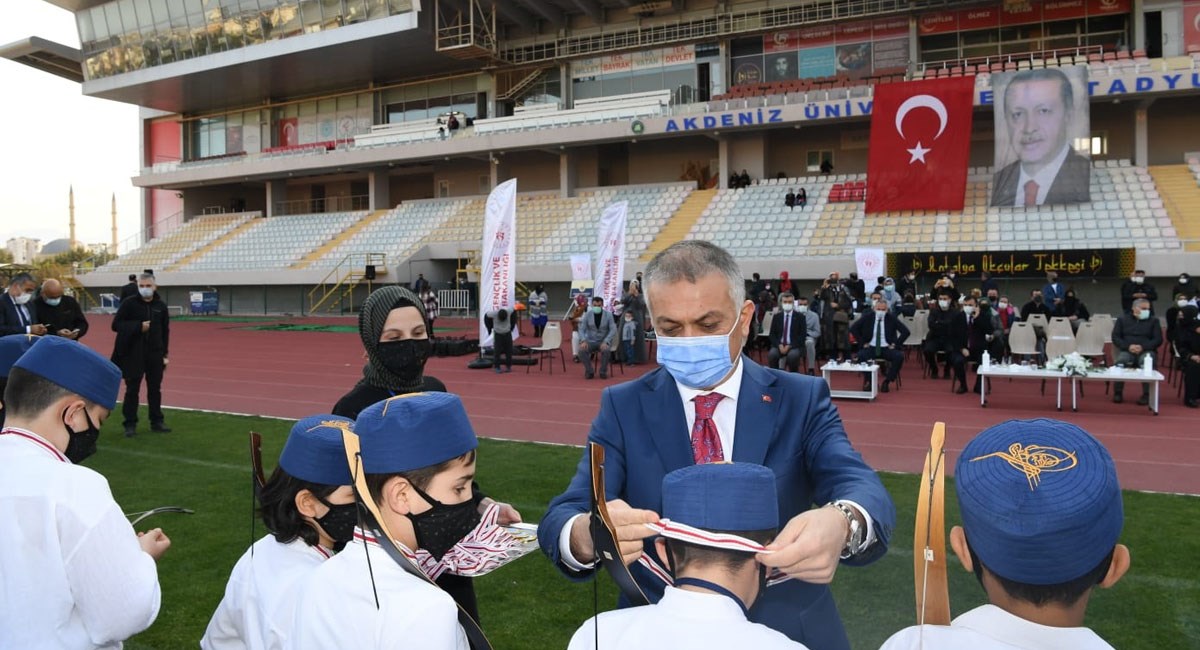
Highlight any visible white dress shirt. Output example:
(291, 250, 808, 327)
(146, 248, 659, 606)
(568, 585, 808, 650)
(201, 535, 332, 650)
(879, 604, 1116, 649)
(559, 360, 875, 570)
(0, 428, 161, 649)
(1013, 144, 1070, 207)
(289, 531, 466, 650)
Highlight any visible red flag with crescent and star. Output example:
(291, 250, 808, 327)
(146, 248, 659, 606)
(865, 76, 975, 213)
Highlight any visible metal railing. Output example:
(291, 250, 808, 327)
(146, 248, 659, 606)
(273, 195, 370, 216)
(308, 252, 387, 314)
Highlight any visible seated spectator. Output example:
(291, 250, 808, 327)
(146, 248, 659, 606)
(819, 159, 833, 175)
(895, 292, 917, 318)
(924, 292, 957, 379)
(1020, 289, 1053, 337)
(1174, 273, 1196, 302)
(1175, 305, 1200, 408)
(881, 278, 901, 311)
(796, 187, 807, 208)
(950, 295, 994, 395)
(1054, 287, 1090, 332)
(1166, 292, 1191, 346)
(738, 169, 751, 188)
(879, 419, 1129, 650)
(577, 296, 616, 380)
(768, 293, 805, 373)
(1111, 299, 1162, 405)
(728, 172, 740, 189)
(794, 296, 821, 376)
(849, 299, 909, 393)
(784, 189, 796, 210)
(447, 114, 460, 131)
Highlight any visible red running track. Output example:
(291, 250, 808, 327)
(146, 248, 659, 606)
(80, 315, 1200, 494)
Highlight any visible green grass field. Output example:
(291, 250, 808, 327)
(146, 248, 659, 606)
(92, 408, 1200, 650)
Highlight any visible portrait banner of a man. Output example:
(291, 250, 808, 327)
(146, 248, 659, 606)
(990, 66, 1091, 207)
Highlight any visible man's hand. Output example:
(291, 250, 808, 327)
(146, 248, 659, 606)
(137, 528, 171, 561)
(1129, 344, 1143, 355)
(600, 342, 610, 352)
(1191, 354, 1200, 364)
(568, 499, 658, 567)
(141, 320, 151, 333)
(961, 348, 969, 357)
(756, 506, 849, 583)
(580, 341, 590, 352)
(163, 358, 169, 368)
(30, 324, 48, 335)
(779, 344, 790, 354)
(63, 329, 80, 340)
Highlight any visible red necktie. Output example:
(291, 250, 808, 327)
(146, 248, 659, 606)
(1023, 180, 1039, 207)
(691, 394, 725, 465)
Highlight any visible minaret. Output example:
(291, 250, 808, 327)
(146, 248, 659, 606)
(69, 186, 76, 249)
(111, 194, 118, 255)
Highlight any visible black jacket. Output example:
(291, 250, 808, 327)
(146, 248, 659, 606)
(1120, 280, 1158, 313)
(850, 312, 910, 348)
(331, 376, 448, 419)
(1020, 300, 1053, 321)
(35, 295, 89, 339)
(111, 294, 170, 368)
(926, 306, 956, 343)
(1112, 314, 1163, 353)
(119, 282, 139, 303)
(769, 310, 807, 349)
(0, 294, 35, 336)
(949, 310, 995, 352)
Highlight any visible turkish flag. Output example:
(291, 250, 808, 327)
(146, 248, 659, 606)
(865, 76, 975, 213)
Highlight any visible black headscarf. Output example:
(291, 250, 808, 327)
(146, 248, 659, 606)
(357, 286, 429, 392)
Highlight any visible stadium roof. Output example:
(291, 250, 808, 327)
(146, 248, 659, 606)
(0, 36, 83, 84)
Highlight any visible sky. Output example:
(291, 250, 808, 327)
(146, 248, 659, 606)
(0, 0, 141, 250)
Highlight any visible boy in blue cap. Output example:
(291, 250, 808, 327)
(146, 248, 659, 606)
(881, 418, 1129, 649)
(569, 463, 807, 650)
(0, 336, 171, 648)
(202, 415, 358, 650)
(0, 333, 41, 428)
(291, 392, 482, 650)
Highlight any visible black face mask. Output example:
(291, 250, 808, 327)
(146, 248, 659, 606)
(405, 483, 480, 561)
(314, 496, 359, 552)
(374, 339, 431, 383)
(64, 407, 100, 465)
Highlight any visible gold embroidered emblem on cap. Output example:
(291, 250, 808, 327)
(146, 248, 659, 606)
(970, 443, 1078, 491)
(312, 420, 354, 433)
(379, 392, 428, 416)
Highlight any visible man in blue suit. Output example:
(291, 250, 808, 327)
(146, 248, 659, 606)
(540, 241, 895, 650)
(0, 273, 47, 337)
(849, 299, 910, 393)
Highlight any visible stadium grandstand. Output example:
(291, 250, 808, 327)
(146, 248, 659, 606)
(4, 0, 1199, 314)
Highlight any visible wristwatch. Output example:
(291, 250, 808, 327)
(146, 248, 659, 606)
(829, 501, 864, 559)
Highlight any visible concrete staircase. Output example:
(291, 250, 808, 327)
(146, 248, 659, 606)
(641, 188, 716, 261)
(167, 218, 260, 271)
(292, 209, 388, 269)
(1149, 165, 1200, 252)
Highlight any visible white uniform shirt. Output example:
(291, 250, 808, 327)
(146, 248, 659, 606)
(201, 535, 332, 650)
(289, 531, 467, 650)
(879, 604, 1116, 650)
(567, 586, 808, 650)
(0, 428, 161, 649)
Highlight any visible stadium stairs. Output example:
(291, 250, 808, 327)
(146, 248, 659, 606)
(1149, 165, 1200, 252)
(641, 188, 716, 261)
(292, 208, 389, 269)
(167, 217, 263, 271)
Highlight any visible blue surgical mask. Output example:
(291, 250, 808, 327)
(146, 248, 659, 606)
(884, 284, 894, 293)
(1137, 310, 1150, 321)
(44, 297, 62, 307)
(655, 314, 741, 390)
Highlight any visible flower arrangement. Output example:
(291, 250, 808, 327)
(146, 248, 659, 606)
(1045, 352, 1094, 377)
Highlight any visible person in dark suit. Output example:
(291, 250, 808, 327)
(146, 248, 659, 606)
(767, 292, 806, 372)
(110, 274, 171, 436)
(539, 241, 895, 650)
(119, 274, 139, 303)
(991, 68, 1090, 207)
(949, 295, 995, 394)
(923, 292, 957, 378)
(784, 189, 796, 210)
(34, 279, 89, 341)
(850, 299, 910, 393)
(0, 273, 46, 337)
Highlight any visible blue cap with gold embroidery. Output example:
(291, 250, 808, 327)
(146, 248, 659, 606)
(356, 392, 477, 474)
(279, 415, 354, 486)
(12, 335, 121, 410)
(956, 418, 1123, 585)
(0, 334, 41, 378)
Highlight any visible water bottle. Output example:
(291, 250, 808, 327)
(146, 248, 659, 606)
(1142, 355, 1153, 376)
(981, 350, 991, 368)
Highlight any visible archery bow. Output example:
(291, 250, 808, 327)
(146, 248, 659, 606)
(914, 421, 950, 627)
(126, 507, 194, 527)
(249, 431, 267, 497)
(588, 441, 650, 607)
(340, 428, 493, 650)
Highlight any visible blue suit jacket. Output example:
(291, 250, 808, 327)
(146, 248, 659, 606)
(539, 358, 895, 650)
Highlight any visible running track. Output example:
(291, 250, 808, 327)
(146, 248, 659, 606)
(81, 315, 1200, 494)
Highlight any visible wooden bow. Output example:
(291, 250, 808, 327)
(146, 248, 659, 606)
(341, 429, 493, 650)
(589, 441, 650, 606)
(913, 422, 950, 626)
(249, 431, 267, 498)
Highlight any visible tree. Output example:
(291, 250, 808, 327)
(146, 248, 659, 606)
(0, 249, 12, 264)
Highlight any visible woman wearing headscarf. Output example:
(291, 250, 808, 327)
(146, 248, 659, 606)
(1054, 286, 1090, 332)
(1176, 305, 1200, 408)
(620, 280, 648, 364)
(331, 285, 520, 625)
(332, 286, 444, 418)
